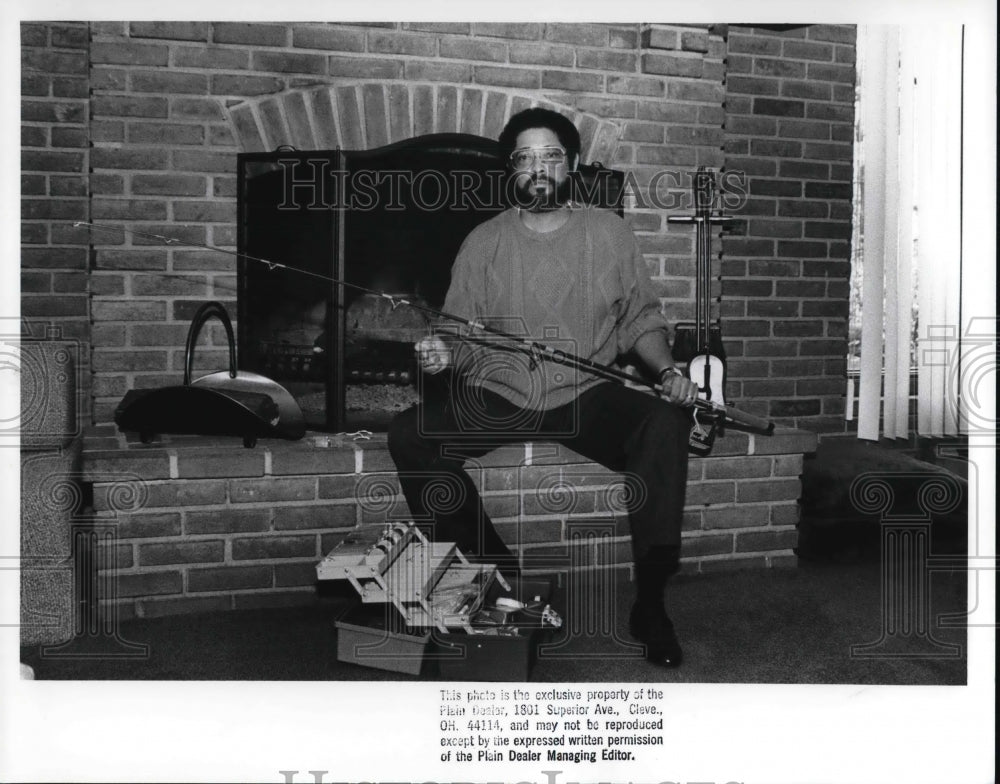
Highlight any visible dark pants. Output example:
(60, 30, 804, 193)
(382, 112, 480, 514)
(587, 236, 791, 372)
(387, 380, 690, 566)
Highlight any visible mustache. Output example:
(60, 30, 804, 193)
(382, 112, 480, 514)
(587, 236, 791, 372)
(513, 171, 552, 184)
(523, 173, 554, 188)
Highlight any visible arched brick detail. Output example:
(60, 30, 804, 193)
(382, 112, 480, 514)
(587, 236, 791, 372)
(226, 82, 622, 165)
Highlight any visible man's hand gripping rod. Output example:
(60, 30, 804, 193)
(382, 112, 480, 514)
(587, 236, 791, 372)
(74, 221, 776, 435)
(465, 333, 775, 434)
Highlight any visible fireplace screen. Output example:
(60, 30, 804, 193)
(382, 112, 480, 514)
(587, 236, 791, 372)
(237, 134, 623, 432)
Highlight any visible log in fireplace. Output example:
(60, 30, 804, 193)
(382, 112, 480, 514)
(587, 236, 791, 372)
(237, 134, 623, 431)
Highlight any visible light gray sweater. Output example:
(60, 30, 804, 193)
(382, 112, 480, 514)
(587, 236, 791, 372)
(440, 206, 670, 410)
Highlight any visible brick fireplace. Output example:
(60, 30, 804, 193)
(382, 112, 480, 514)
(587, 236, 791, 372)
(21, 21, 855, 620)
(236, 132, 624, 431)
(22, 21, 856, 431)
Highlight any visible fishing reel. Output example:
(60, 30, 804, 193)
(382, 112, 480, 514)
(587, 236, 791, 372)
(688, 405, 721, 456)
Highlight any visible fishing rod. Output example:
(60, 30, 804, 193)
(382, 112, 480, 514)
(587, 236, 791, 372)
(73, 220, 775, 434)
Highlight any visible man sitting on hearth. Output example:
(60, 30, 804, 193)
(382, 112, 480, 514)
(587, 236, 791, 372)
(388, 108, 699, 668)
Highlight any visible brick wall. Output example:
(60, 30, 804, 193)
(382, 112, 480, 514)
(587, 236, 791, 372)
(20, 21, 855, 617)
(20, 21, 92, 418)
(721, 25, 856, 432)
(78, 21, 733, 422)
(20, 21, 857, 431)
(82, 428, 814, 618)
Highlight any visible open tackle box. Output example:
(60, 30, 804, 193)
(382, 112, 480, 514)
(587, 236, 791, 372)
(317, 522, 560, 678)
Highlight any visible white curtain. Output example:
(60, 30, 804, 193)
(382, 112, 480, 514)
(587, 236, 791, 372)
(856, 25, 965, 440)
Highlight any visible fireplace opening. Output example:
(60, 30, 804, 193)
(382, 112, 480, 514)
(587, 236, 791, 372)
(237, 134, 622, 432)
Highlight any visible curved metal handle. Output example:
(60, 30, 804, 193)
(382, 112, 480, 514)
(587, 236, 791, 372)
(184, 301, 237, 386)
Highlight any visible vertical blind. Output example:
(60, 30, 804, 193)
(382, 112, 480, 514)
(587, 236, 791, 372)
(856, 25, 965, 440)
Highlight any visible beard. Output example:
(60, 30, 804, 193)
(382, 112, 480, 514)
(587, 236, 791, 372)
(512, 172, 573, 212)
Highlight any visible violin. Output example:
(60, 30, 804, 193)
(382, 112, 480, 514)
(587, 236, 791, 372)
(668, 167, 733, 405)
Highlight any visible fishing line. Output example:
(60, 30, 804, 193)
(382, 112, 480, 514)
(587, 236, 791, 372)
(73, 220, 775, 433)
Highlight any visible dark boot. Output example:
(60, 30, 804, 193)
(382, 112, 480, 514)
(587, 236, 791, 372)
(629, 545, 683, 667)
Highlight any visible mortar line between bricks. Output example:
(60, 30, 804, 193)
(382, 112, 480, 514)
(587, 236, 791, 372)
(137, 499, 359, 513)
(96, 565, 179, 576)
(116, 533, 231, 545)
(735, 546, 799, 558)
(522, 563, 629, 575)
(697, 551, 793, 562)
(689, 524, 797, 534)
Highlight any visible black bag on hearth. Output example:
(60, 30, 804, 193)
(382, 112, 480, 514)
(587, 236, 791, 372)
(114, 301, 305, 448)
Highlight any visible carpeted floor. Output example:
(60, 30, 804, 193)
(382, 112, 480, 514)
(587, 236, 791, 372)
(21, 557, 968, 685)
(20, 438, 971, 685)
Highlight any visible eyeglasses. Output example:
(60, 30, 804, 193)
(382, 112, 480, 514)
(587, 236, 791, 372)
(509, 145, 568, 169)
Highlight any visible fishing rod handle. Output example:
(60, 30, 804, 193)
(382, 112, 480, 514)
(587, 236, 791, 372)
(700, 400, 775, 434)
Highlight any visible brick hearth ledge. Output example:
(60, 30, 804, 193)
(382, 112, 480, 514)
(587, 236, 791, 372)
(80, 424, 816, 620)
